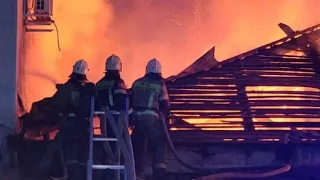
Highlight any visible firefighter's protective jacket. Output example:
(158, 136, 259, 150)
(95, 72, 127, 112)
(49, 79, 84, 115)
(80, 82, 96, 118)
(49, 78, 92, 138)
(131, 73, 170, 118)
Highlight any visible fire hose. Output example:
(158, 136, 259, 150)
(119, 110, 136, 176)
(103, 106, 136, 180)
(194, 164, 291, 180)
(156, 111, 291, 178)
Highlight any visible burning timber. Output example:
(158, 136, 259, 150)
(162, 23, 320, 180)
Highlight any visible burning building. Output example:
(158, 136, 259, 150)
(162, 24, 320, 179)
(1, 0, 320, 179)
(167, 23, 320, 134)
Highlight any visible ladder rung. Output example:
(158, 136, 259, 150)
(94, 111, 105, 115)
(93, 137, 118, 141)
(92, 165, 125, 170)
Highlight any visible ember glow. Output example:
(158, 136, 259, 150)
(20, 0, 320, 132)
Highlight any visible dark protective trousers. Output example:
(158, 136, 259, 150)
(59, 117, 89, 180)
(131, 115, 167, 179)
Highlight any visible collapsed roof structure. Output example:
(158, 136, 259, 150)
(165, 23, 320, 144)
(166, 47, 218, 81)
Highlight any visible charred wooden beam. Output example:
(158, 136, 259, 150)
(170, 97, 320, 103)
(171, 102, 320, 109)
(278, 23, 296, 37)
(170, 114, 320, 119)
(231, 65, 254, 132)
(227, 121, 320, 128)
(256, 54, 315, 59)
(170, 90, 320, 96)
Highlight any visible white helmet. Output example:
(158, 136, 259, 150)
(146, 58, 162, 74)
(106, 54, 122, 71)
(72, 59, 89, 75)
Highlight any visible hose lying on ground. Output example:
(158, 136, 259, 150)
(105, 108, 136, 180)
(194, 164, 291, 180)
(157, 111, 290, 174)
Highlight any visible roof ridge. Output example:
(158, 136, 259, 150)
(166, 23, 320, 83)
(221, 24, 320, 64)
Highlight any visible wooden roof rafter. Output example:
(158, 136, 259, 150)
(166, 24, 320, 144)
(166, 23, 320, 84)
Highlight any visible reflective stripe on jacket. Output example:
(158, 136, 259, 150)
(96, 76, 127, 111)
(131, 76, 170, 111)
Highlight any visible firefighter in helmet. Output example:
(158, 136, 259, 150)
(49, 59, 90, 180)
(95, 54, 128, 179)
(130, 58, 170, 180)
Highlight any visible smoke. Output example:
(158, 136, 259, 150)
(22, 0, 320, 108)
(109, 0, 319, 82)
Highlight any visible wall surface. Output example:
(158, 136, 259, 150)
(0, 0, 23, 173)
(0, 0, 22, 129)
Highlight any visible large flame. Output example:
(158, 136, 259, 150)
(22, 0, 114, 109)
(22, 0, 320, 121)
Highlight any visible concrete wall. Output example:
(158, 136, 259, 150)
(0, 0, 24, 172)
(0, 0, 22, 130)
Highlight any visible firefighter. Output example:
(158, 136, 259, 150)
(130, 58, 170, 180)
(95, 54, 128, 179)
(49, 59, 90, 180)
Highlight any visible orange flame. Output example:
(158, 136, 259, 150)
(21, 0, 320, 118)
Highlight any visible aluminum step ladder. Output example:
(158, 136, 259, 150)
(87, 97, 127, 180)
